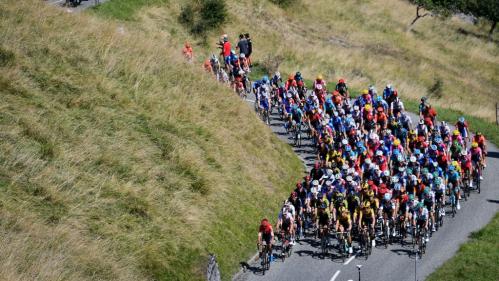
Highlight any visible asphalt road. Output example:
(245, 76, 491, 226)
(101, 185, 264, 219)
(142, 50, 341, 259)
(238, 93, 499, 281)
(45, 0, 108, 12)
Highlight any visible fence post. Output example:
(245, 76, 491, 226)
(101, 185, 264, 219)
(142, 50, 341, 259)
(496, 103, 498, 126)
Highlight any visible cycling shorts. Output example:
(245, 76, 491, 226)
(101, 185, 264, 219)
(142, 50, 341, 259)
(262, 232, 272, 245)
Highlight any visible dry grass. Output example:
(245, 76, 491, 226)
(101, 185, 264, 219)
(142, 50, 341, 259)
(145, 0, 497, 121)
(0, 1, 303, 280)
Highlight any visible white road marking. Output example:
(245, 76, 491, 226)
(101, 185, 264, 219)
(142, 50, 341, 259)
(348, 280, 353, 281)
(344, 255, 356, 265)
(330, 270, 341, 281)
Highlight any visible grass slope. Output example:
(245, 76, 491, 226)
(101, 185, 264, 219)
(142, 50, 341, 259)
(0, 1, 303, 280)
(426, 213, 499, 281)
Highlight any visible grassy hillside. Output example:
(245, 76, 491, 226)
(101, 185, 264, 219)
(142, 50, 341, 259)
(427, 213, 499, 281)
(0, 1, 303, 280)
(93, 0, 498, 122)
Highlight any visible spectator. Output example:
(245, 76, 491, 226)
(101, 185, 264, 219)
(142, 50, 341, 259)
(220, 34, 231, 69)
(182, 42, 193, 62)
(236, 34, 248, 57)
(245, 33, 252, 67)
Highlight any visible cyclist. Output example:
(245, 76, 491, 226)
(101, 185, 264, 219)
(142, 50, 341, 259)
(447, 165, 461, 210)
(289, 192, 304, 239)
(413, 202, 430, 242)
(258, 218, 274, 262)
(317, 202, 331, 239)
(455, 117, 469, 146)
(358, 201, 376, 247)
(335, 205, 353, 254)
(470, 142, 483, 180)
(422, 188, 436, 232)
(472, 132, 487, 168)
(271, 71, 282, 88)
(335, 78, 349, 99)
(277, 202, 296, 245)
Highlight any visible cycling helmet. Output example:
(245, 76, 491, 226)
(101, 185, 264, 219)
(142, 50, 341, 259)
(419, 119, 424, 125)
(384, 193, 392, 201)
(410, 156, 416, 162)
(417, 202, 424, 209)
(362, 89, 369, 95)
(383, 170, 390, 177)
(434, 178, 442, 185)
(477, 132, 482, 136)
(288, 74, 294, 80)
(365, 158, 372, 165)
(461, 150, 468, 156)
(313, 180, 319, 186)
(392, 176, 399, 183)
(376, 150, 383, 156)
(231, 49, 236, 55)
(458, 117, 465, 123)
(296, 71, 301, 77)
(354, 105, 359, 111)
(291, 192, 297, 198)
(449, 165, 455, 171)
(471, 142, 478, 148)
(346, 176, 353, 182)
(317, 75, 323, 80)
(319, 203, 328, 209)
(262, 75, 269, 83)
(339, 78, 345, 83)
(421, 96, 427, 101)
(240, 53, 246, 58)
(365, 104, 372, 111)
(453, 130, 459, 136)
(394, 139, 401, 146)
(296, 182, 302, 188)
(261, 218, 269, 227)
(430, 144, 437, 151)
(362, 201, 371, 209)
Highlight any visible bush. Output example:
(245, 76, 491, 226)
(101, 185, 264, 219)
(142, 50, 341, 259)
(179, 0, 228, 35)
(270, 0, 299, 8)
(0, 46, 15, 67)
(428, 77, 444, 99)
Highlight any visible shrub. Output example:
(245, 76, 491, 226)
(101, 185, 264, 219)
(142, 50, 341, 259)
(428, 77, 444, 99)
(0, 46, 15, 67)
(179, 0, 228, 35)
(270, 0, 299, 8)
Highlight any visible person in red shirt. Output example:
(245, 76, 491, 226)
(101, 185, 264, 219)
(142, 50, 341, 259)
(258, 218, 274, 261)
(220, 35, 231, 68)
(285, 74, 297, 91)
(182, 42, 193, 62)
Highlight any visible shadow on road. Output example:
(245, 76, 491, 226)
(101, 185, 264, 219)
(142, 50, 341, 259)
(486, 151, 499, 159)
(486, 199, 499, 204)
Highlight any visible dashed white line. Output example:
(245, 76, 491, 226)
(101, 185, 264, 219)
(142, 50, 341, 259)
(344, 255, 356, 265)
(330, 270, 341, 281)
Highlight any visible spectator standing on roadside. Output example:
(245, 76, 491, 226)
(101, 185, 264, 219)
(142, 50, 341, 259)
(236, 34, 248, 59)
(220, 34, 231, 69)
(245, 33, 253, 67)
(182, 42, 193, 62)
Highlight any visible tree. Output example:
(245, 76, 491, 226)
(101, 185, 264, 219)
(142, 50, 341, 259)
(460, 0, 499, 39)
(407, 0, 459, 30)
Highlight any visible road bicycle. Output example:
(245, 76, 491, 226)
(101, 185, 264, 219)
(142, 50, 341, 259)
(318, 225, 330, 258)
(258, 242, 271, 275)
(336, 231, 350, 262)
(279, 230, 293, 262)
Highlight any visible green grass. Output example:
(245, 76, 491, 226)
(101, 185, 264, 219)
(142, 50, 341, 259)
(427, 213, 499, 281)
(91, 0, 168, 20)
